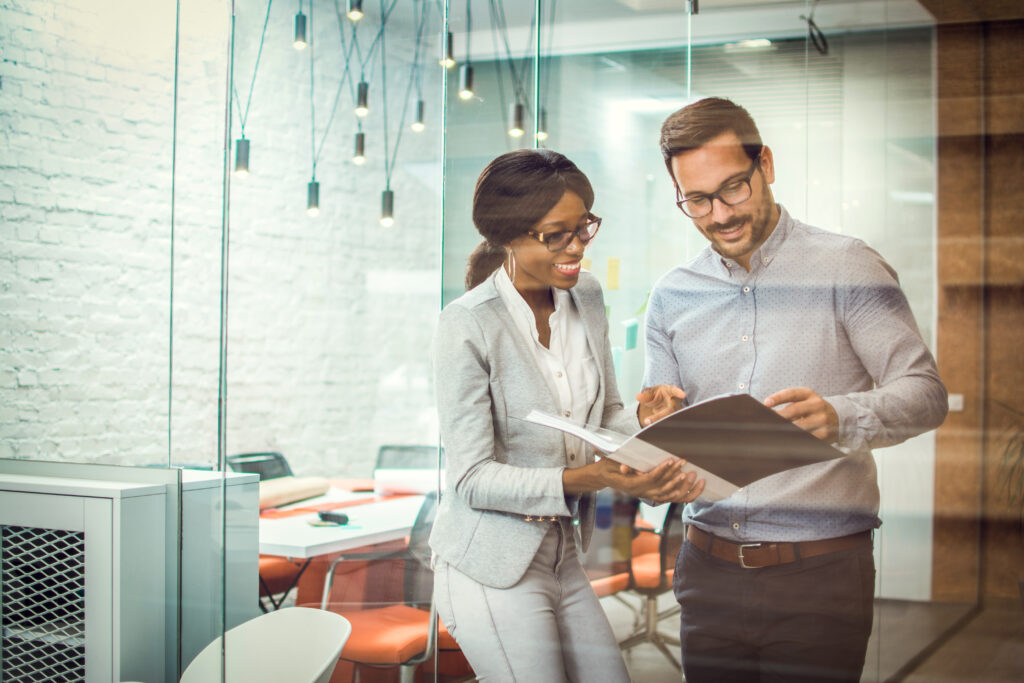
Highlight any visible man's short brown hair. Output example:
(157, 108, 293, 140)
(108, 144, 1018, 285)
(660, 97, 763, 176)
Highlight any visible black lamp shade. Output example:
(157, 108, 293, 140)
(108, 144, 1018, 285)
(307, 181, 320, 215)
(458, 64, 474, 99)
(380, 189, 394, 226)
(294, 12, 307, 48)
(508, 102, 525, 137)
(356, 81, 369, 116)
(234, 138, 250, 174)
(353, 131, 366, 163)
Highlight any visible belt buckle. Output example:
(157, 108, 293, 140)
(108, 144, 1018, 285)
(738, 543, 763, 569)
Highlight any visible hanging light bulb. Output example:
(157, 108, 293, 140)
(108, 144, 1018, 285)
(294, 11, 307, 50)
(352, 131, 366, 165)
(439, 32, 456, 68)
(411, 99, 425, 132)
(380, 189, 394, 227)
(536, 108, 549, 141)
(307, 180, 320, 217)
(234, 137, 250, 176)
(508, 102, 525, 138)
(458, 64, 474, 100)
(346, 0, 363, 22)
(355, 81, 369, 117)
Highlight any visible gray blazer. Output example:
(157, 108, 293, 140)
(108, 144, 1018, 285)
(429, 270, 641, 588)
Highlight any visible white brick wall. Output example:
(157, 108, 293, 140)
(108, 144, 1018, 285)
(1, 0, 445, 477)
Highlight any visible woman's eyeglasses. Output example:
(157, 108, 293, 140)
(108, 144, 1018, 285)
(527, 214, 602, 252)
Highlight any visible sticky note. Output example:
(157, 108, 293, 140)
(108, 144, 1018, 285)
(611, 346, 623, 375)
(581, 257, 592, 271)
(622, 318, 639, 350)
(607, 257, 620, 290)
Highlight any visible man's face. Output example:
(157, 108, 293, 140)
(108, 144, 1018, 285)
(670, 131, 779, 268)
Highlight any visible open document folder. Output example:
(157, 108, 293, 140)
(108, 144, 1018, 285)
(525, 393, 845, 503)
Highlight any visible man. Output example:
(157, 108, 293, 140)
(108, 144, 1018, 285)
(641, 97, 947, 681)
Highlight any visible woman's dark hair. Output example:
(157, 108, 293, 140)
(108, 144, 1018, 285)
(659, 97, 763, 175)
(465, 149, 594, 290)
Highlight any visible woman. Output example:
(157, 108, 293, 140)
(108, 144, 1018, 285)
(430, 149, 704, 682)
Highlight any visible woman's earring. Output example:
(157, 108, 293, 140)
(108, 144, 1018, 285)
(506, 249, 516, 284)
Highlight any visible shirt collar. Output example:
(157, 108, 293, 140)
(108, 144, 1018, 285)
(493, 266, 569, 344)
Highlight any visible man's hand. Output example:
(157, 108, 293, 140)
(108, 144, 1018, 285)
(600, 457, 705, 503)
(636, 384, 686, 426)
(764, 387, 839, 443)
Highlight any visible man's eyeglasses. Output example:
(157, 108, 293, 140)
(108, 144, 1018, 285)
(527, 214, 602, 252)
(675, 155, 761, 219)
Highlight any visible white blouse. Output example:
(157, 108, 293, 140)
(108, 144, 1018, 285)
(494, 266, 600, 463)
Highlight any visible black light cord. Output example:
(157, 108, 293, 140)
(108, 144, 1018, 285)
(232, 0, 275, 136)
(800, 0, 829, 56)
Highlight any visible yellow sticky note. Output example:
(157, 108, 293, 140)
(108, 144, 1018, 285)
(581, 257, 592, 271)
(607, 257, 620, 290)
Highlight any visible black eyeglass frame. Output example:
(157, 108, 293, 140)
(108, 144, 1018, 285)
(675, 153, 762, 219)
(526, 214, 602, 252)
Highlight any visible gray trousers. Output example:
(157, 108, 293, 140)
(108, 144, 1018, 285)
(434, 519, 630, 683)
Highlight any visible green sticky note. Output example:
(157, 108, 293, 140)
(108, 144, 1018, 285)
(612, 346, 624, 375)
(623, 318, 639, 351)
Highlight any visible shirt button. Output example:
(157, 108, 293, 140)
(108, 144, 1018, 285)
(742, 335, 749, 341)
(763, 257, 770, 264)
(732, 522, 740, 530)
(742, 286, 751, 293)
(556, 371, 563, 378)
(563, 410, 571, 417)
(569, 454, 575, 461)
(738, 383, 746, 389)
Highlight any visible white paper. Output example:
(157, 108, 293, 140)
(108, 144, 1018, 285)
(523, 409, 739, 502)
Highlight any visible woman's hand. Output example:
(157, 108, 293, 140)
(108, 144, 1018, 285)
(598, 457, 704, 503)
(636, 385, 686, 426)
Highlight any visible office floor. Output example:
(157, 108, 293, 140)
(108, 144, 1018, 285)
(280, 587, 1024, 682)
(601, 595, 1024, 683)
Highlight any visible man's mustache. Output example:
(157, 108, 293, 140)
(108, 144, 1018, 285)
(707, 216, 747, 234)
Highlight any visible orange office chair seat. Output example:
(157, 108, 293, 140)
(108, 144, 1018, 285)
(590, 571, 631, 598)
(339, 605, 459, 664)
(320, 492, 473, 683)
(629, 550, 674, 589)
(258, 555, 308, 611)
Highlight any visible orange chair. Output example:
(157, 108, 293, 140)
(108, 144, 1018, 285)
(258, 555, 309, 611)
(319, 493, 472, 683)
(619, 502, 684, 669)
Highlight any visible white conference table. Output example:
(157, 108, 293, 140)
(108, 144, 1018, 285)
(259, 489, 425, 559)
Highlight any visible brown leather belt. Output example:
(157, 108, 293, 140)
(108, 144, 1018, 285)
(686, 526, 871, 569)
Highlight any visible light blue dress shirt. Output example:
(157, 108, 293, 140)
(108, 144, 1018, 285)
(643, 205, 947, 543)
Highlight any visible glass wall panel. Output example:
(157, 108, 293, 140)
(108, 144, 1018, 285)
(223, 1, 447, 682)
(442, 1, 983, 682)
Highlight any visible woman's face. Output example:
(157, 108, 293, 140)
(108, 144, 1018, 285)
(507, 190, 591, 292)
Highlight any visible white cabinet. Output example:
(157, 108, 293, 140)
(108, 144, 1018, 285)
(0, 475, 166, 683)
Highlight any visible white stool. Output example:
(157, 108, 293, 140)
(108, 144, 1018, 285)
(181, 607, 351, 683)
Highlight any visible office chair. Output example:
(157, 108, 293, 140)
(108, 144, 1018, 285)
(373, 445, 442, 472)
(226, 452, 294, 480)
(320, 492, 471, 683)
(228, 451, 305, 611)
(619, 502, 684, 670)
(180, 607, 351, 683)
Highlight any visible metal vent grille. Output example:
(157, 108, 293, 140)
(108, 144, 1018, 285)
(1, 526, 86, 682)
